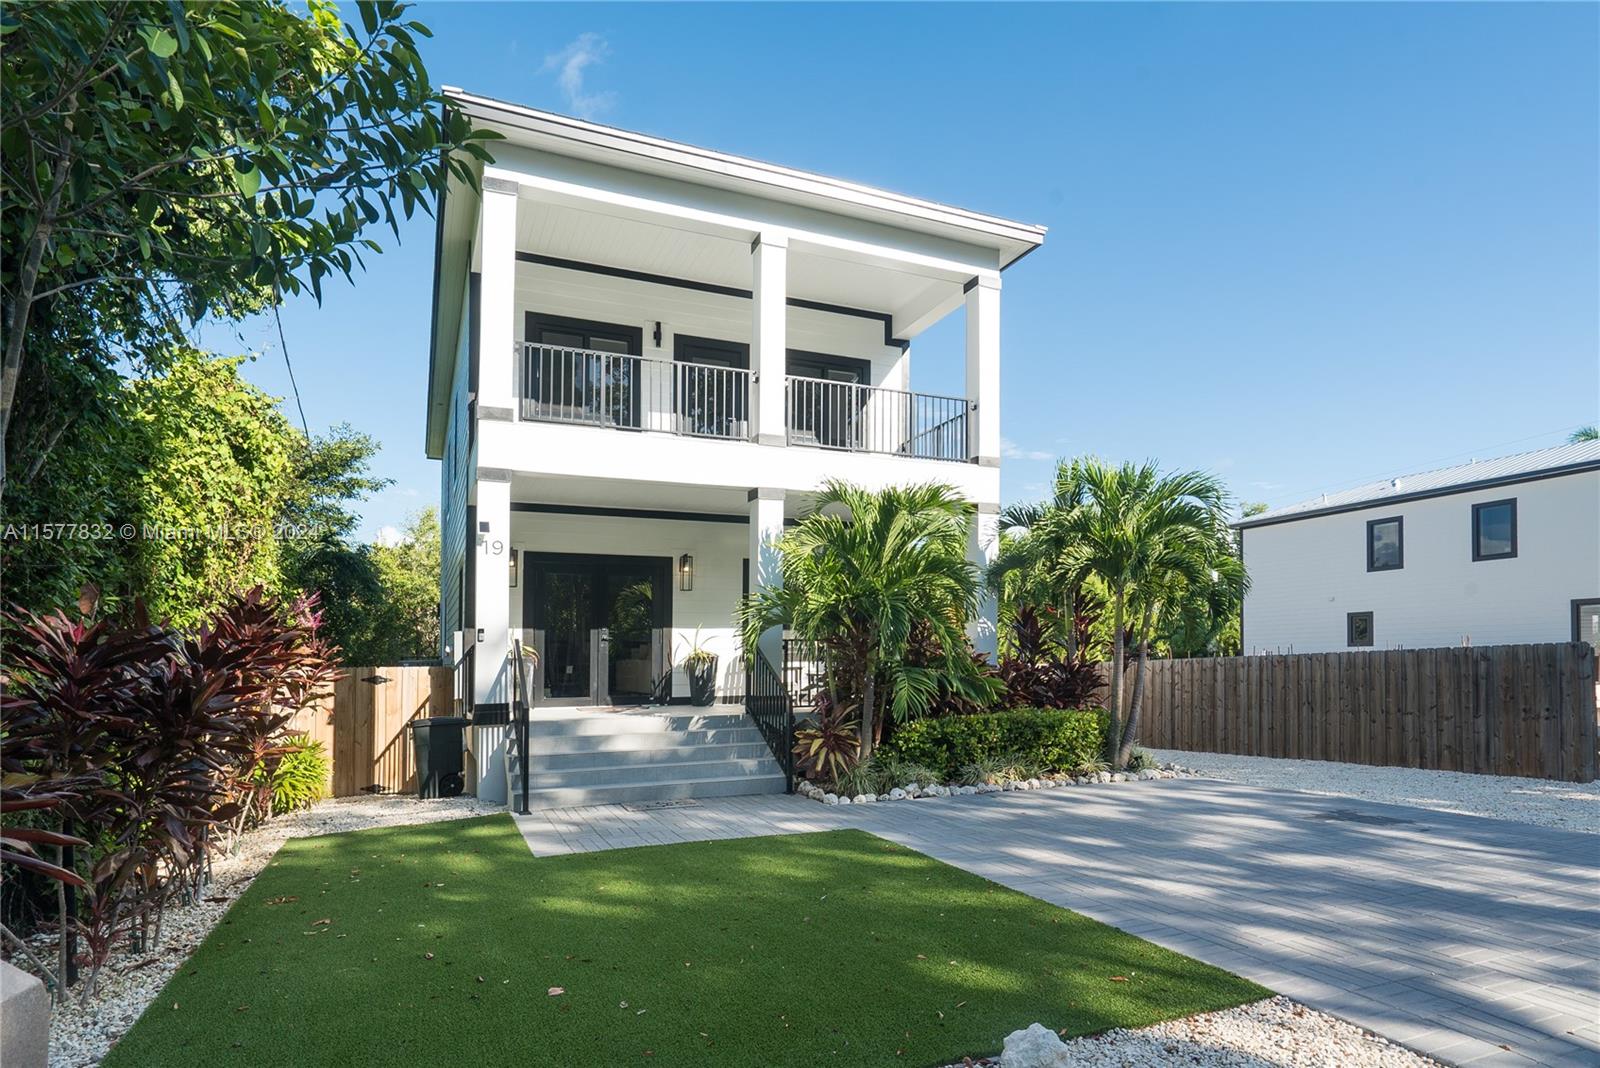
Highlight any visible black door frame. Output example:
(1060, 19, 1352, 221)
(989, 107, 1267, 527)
(523, 551, 673, 706)
(525, 313, 646, 429)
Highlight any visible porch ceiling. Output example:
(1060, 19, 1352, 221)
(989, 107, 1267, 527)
(515, 196, 963, 340)
(510, 474, 816, 521)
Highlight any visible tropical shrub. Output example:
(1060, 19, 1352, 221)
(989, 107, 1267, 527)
(793, 701, 860, 782)
(263, 735, 329, 815)
(880, 708, 1108, 781)
(997, 605, 1104, 710)
(0, 585, 340, 997)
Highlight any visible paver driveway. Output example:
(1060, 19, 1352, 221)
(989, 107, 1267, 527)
(514, 778, 1599, 1067)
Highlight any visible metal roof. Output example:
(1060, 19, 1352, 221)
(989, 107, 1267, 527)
(1236, 440, 1600, 528)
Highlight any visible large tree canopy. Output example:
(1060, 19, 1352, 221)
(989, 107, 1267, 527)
(0, 0, 497, 493)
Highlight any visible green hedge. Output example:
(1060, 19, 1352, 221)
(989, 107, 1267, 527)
(880, 708, 1108, 780)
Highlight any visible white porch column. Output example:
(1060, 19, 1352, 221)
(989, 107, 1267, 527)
(968, 503, 1000, 660)
(477, 176, 519, 417)
(471, 472, 512, 802)
(748, 488, 786, 666)
(751, 232, 788, 446)
(964, 274, 1001, 467)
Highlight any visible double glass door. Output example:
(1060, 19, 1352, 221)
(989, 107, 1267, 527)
(526, 553, 670, 706)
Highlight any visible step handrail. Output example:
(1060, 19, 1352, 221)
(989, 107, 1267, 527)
(510, 640, 534, 815)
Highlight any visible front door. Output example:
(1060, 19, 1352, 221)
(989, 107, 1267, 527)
(526, 553, 672, 706)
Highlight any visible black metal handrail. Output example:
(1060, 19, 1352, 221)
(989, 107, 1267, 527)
(518, 343, 753, 440)
(784, 376, 969, 462)
(781, 637, 831, 716)
(453, 644, 475, 718)
(509, 640, 533, 815)
(744, 649, 795, 792)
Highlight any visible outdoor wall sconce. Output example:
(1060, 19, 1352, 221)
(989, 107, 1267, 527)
(679, 553, 694, 591)
(509, 554, 518, 588)
(653, 321, 663, 347)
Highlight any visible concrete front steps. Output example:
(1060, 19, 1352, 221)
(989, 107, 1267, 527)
(506, 707, 787, 810)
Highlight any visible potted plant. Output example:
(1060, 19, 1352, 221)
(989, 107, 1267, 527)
(678, 629, 719, 707)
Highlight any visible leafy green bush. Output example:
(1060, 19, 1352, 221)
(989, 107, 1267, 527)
(880, 708, 1107, 780)
(268, 735, 329, 815)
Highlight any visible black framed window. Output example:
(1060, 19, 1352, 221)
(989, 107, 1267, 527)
(1347, 611, 1374, 648)
(1471, 498, 1517, 561)
(1366, 516, 1403, 572)
(1574, 599, 1600, 650)
(674, 335, 749, 438)
(523, 313, 644, 428)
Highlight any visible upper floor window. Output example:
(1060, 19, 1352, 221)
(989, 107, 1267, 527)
(1366, 516, 1403, 572)
(1471, 498, 1517, 561)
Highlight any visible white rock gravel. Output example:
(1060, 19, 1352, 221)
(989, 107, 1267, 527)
(948, 996, 1439, 1067)
(800, 763, 1200, 807)
(39, 794, 500, 1068)
(1150, 749, 1600, 833)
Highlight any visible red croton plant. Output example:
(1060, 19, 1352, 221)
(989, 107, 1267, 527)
(0, 585, 341, 999)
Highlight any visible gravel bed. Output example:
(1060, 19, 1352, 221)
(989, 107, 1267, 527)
(799, 762, 1200, 806)
(38, 794, 501, 1068)
(1150, 749, 1600, 833)
(947, 996, 1439, 1067)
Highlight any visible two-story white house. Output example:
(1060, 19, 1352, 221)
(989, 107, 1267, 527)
(426, 90, 1044, 806)
(1237, 441, 1600, 655)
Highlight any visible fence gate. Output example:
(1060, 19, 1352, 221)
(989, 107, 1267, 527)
(290, 665, 454, 797)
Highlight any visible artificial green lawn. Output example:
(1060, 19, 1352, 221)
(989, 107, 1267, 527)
(104, 818, 1267, 1068)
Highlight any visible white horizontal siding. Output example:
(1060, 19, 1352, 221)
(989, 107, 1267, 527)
(1242, 471, 1600, 653)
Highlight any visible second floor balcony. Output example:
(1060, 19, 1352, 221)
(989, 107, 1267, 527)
(517, 343, 972, 463)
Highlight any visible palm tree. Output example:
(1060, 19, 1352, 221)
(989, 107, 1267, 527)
(1000, 458, 1237, 768)
(1570, 425, 1598, 443)
(738, 480, 984, 762)
(989, 458, 1095, 660)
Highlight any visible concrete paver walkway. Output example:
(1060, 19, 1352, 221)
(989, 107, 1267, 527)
(513, 778, 1599, 1067)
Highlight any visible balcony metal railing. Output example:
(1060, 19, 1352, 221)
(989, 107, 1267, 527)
(785, 377, 969, 462)
(516, 344, 971, 462)
(518, 343, 752, 441)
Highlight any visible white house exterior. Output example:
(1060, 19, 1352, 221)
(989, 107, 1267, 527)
(426, 90, 1044, 804)
(1237, 442, 1600, 655)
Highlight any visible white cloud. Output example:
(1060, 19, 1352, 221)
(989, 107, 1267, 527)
(541, 33, 618, 119)
(1001, 437, 1053, 462)
(374, 525, 405, 548)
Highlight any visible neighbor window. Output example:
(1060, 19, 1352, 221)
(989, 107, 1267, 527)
(1347, 611, 1374, 648)
(1366, 516, 1403, 572)
(1471, 499, 1517, 561)
(1575, 599, 1600, 651)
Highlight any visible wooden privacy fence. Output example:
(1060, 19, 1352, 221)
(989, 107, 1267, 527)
(1129, 643, 1597, 782)
(287, 665, 455, 797)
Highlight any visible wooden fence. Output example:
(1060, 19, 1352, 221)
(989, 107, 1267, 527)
(1128, 643, 1597, 782)
(287, 665, 455, 797)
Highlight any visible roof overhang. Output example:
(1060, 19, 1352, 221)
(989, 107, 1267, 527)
(1233, 457, 1600, 530)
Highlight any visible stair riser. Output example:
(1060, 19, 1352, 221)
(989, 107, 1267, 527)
(523, 758, 780, 789)
(525, 742, 778, 772)
(513, 775, 787, 810)
(527, 713, 751, 737)
(530, 728, 767, 754)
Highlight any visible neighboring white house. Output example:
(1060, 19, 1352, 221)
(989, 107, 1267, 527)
(1237, 442, 1600, 655)
(426, 89, 1044, 804)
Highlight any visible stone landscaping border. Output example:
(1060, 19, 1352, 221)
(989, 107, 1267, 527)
(797, 762, 1200, 806)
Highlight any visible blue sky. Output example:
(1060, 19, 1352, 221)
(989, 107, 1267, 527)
(207, 2, 1599, 540)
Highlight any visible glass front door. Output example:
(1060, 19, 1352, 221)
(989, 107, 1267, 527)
(527, 553, 670, 706)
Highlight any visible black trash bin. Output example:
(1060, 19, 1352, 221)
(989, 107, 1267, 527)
(408, 717, 468, 799)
